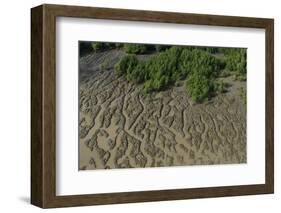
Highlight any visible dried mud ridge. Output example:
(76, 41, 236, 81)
(79, 50, 246, 170)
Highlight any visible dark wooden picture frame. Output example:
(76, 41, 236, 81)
(31, 4, 274, 208)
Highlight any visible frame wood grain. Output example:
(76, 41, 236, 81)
(31, 4, 274, 208)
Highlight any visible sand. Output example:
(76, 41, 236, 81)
(79, 50, 247, 170)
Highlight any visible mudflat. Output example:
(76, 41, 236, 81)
(79, 49, 246, 170)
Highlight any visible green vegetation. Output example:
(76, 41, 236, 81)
(91, 42, 117, 52)
(200, 47, 219, 54)
(114, 54, 138, 77)
(85, 42, 172, 54)
(91, 42, 104, 52)
(219, 48, 247, 80)
(186, 71, 213, 102)
(79, 41, 247, 103)
(180, 49, 224, 102)
(123, 44, 147, 54)
(113, 47, 224, 102)
(214, 79, 228, 93)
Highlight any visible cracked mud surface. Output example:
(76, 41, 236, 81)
(79, 50, 246, 170)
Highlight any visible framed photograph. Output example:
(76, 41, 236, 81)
(31, 4, 274, 208)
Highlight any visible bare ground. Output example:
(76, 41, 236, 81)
(79, 50, 246, 170)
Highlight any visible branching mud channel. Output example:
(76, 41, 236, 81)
(79, 50, 246, 170)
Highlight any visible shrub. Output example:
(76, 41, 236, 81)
(218, 47, 234, 55)
(91, 42, 117, 52)
(114, 46, 226, 101)
(179, 49, 223, 79)
(224, 48, 247, 76)
(126, 61, 146, 83)
(179, 49, 225, 101)
(141, 46, 182, 91)
(186, 71, 213, 102)
(201, 47, 219, 54)
(123, 44, 147, 54)
(114, 54, 138, 77)
(177, 49, 193, 79)
(193, 49, 222, 77)
(151, 76, 169, 91)
(91, 42, 105, 52)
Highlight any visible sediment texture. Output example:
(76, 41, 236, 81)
(79, 50, 246, 170)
